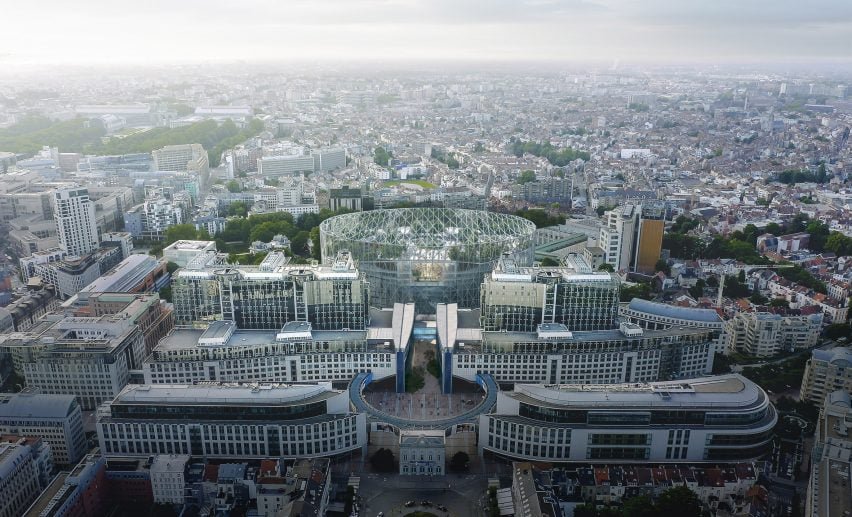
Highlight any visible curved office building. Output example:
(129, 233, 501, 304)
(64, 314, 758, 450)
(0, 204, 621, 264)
(319, 208, 536, 312)
(97, 382, 366, 459)
(479, 374, 777, 463)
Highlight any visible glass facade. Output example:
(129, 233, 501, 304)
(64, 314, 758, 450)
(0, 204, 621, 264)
(320, 209, 536, 313)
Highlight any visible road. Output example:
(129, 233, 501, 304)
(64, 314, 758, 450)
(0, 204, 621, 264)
(357, 472, 487, 517)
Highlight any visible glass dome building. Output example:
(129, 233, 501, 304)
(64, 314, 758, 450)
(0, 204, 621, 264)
(320, 208, 536, 312)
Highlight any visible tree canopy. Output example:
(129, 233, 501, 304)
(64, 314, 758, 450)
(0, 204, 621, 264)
(508, 138, 590, 166)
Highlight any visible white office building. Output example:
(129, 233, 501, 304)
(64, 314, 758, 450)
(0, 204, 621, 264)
(153, 144, 209, 173)
(150, 454, 190, 504)
(0, 393, 87, 467)
(258, 154, 315, 177)
(53, 186, 100, 258)
(96, 383, 367, 459)
(479, 374, 777, 463)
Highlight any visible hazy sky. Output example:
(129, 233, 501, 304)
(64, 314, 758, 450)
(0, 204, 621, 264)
(3, 0, 851, 65)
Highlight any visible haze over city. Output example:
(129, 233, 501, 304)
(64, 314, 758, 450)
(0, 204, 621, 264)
(0, 2, 851, 517)
(2, 0, 851, 67)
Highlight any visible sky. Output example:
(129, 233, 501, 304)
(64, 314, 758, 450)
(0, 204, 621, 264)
(2, 0, 851, 66)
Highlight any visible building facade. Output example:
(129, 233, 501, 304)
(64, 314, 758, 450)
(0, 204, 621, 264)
(0, 393, 86, 467)
(53, 186, 100, 258)
(801, 348, 852, 405)
(96, 383, 367, 459)
(479, 374, 777, 463)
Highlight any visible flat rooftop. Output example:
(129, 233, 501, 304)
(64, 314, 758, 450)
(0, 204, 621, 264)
(112, 382, 340, 406)
(508, 375, 765, 410)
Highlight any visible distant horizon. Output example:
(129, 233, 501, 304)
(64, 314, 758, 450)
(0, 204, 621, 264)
(2, 0, 850, 73)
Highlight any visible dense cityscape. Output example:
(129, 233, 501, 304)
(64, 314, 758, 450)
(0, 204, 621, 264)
(0, 4, 851, 517)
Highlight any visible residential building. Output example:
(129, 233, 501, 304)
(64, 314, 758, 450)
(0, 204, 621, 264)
(256, 458, 331, 517)
(725, 311, 822, 357)
(150, 454, 189, 504)
(53, 186, 100, 258)
(96, 382, 367, 459)
(801, 348, 852, 405)
(0, 393, 86, 467)
(479, 374, 777, 463)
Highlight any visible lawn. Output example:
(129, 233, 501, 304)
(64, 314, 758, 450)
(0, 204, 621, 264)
(383, 179, 437, 189)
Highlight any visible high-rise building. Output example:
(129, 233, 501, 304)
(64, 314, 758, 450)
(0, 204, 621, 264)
(152, 144, 208, 173)
(0, 393, 87, 467)
(96, 382, 367, 459)
(599, 203, 664, 273)
(53, 186, 99, 258)
(258, 154, 315, 177)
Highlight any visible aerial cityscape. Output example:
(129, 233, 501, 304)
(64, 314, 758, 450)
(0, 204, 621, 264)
(0, 2, 851, 517)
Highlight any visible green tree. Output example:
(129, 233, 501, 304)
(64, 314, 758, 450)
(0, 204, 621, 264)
(449, 451, 470, 472)
(688, 279, 706, 300)
(539, 257, 560, 266)
(656, 486, 702, 517)
(164, 224, 201, 245)
(654, 259, 670, 276)
(516, 170, 537, 184)
(227, 201, 248, 217)
(290, 231, 310, 255)
(374, 146, 391, 167)
(598, 263, 615, 272)
(573, 504, 598, 517)
(369, 448, 395, 472)
(225, 180, 241, 193)
(622, 495, 656, 517)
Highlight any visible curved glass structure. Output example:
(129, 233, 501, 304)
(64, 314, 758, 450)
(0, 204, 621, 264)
(320, 208, 536, 312)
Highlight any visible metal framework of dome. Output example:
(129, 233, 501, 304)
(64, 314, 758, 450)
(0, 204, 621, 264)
(320, 208, 536, 312)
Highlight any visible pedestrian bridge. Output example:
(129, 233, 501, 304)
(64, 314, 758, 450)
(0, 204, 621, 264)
(349, 372, 498, 430)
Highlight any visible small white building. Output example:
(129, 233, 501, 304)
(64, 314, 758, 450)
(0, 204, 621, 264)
(399, 431, 445, 476)
(151, 454, 190, 504)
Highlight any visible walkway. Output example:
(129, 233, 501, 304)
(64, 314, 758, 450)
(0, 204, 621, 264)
(349, 372, 498, 429)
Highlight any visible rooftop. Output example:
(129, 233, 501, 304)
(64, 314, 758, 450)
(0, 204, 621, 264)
(112, 382, 340, 406)
(0, 393, 78, 419)
(508, 374, 766, 410)
(627, 298, 723, 323)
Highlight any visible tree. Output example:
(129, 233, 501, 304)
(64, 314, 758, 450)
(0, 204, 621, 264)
(516, 170, 537, 184)
(225, 180, 241, 193)
(449, 451, 470, 472)
(539, 257, 560, 266)
(656, 486, 702, 517)
(621, 282, 652, 302)
(374, 146, 391, 167)
(370, 448, 395, 473)
(227, 201, 248, 218)
(654, 259, 670, 276)
(688, 279, 706, 300)
(164, 224, 201, 245)
(622, 495, 656, 517)
(573, 504, 598, 517)
(598, 263, 615, 272)
(166, 261, 180, 274)
(290, 231, 310, 256)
